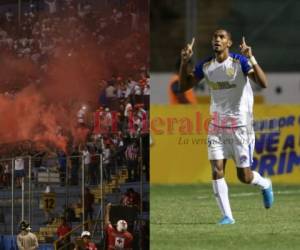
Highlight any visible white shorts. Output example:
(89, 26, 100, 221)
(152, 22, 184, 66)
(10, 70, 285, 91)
(207, 124, 255, 168)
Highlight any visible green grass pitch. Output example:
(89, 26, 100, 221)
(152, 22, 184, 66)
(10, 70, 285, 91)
(151, 184, 300, 250)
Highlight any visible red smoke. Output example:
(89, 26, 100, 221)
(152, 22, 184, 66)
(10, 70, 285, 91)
(0, 5, 148, 154)
(0, 85, 68, 151)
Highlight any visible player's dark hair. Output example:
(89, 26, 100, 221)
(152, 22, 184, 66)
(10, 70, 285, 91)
(214, 29, 232, 40)
(225, 30, 232, 40)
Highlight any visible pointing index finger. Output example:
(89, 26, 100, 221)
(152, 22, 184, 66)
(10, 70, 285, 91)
(242, 36, 246, 45)
(188, 37, 195, 50)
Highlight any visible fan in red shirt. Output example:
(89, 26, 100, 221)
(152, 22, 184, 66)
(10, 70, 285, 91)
(56, 217, 72, 249)
(120, 188, 141, 208)
(105, 203, 133, 250)
(80, 231, 98, 250)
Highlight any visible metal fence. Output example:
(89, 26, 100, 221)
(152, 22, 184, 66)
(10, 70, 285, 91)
(0, 153, 105, 236)
(0, 135, 148, 247)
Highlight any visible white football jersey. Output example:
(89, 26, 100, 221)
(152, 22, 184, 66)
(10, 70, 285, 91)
(194, 53, 254, 127)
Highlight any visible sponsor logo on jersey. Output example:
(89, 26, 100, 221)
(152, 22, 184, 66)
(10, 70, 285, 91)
(226, 67, 235, 77)
(207, 80, 237, 90)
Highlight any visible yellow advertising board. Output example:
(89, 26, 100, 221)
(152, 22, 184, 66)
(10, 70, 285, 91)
(150, 104, 300, 184)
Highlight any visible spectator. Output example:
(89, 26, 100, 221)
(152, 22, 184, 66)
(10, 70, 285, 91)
(17, 221, 39, 250)
(130, 11, 138, 31)
(103, 107, 113, 134)
(111, 8, 123, 24)
(56, 217, 72, 249)
(135, 104, 148, 133)
(63, 204, 78, 222)
(81, 145, 91, 185)
(70, 146, 80, 185)
(109, 142, 118, 176)
(75, 231, 97, 250)
(116, 81, 126, 99)
(104, 203, 133, 250)
(116, 132, 125, 167)
(5, 9, 14, 23)
(141, 133, 150, 182)
(77, 2, 88, 18)
(44, 151, 59, 171)
(121, 188, 140, 208)
(125, 77, 137, 104)
(14, 156, 25, 188)
(103, 142, 112, 183)
(143, 81, 150, 110)
(124, 98, 133, 129)
(99, 87, 108, 107)
(133, 82, 142, 104)
(77, 105, 87, 127)
(84, 187, 94, 221)
(57, 150, 67, 186)
(44, 0, 57, 15)
(3, 161, 11, 187)
(0, 163, 4, 187)
(89, 148, 100, 185)
(105, 82, 117, 109)
(32, 150, 45, 186)
(124, 140, 139, 182)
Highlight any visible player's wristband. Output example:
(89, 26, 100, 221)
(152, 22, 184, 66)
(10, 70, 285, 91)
(249, 56, 258, 66)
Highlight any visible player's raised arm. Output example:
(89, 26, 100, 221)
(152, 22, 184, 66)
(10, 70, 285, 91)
(240, 36, 268, 88)
(179, 38, 199, 92)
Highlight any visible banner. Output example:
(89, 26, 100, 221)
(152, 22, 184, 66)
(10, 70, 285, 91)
(150, 105, 300, 184)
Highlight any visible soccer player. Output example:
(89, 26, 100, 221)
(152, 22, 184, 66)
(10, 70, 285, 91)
(179, 29, 274, 225)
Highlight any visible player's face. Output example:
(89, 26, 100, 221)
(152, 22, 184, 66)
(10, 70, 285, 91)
(212, 30, 232, 53)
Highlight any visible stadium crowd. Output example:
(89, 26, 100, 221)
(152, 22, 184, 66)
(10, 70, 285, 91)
(0, 0, 149, 188)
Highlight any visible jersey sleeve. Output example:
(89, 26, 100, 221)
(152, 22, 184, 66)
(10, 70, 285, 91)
(194, 56, 213, 80)
(194, 60, 204, 80)
(239, 55, 253, 75)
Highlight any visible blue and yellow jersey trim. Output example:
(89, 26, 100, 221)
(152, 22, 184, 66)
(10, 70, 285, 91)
(194, 53, 253, 80)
